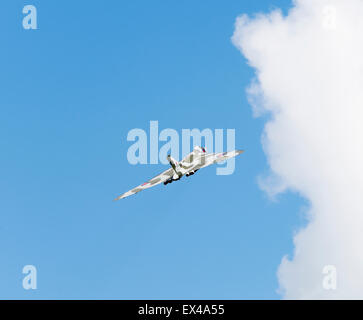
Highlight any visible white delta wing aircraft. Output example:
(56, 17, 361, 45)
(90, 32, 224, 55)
(114, 146, 244, 200)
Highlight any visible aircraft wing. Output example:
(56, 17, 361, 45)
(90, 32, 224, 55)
(113, 168, 174, 200)
(191, 150, 244, 171)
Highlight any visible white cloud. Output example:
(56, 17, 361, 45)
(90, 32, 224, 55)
(232, 0, 363, 299)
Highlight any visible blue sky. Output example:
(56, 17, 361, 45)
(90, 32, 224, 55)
(0, 0, 306, 299)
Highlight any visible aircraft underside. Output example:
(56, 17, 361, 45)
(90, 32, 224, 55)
(163, 169, 199, 185)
